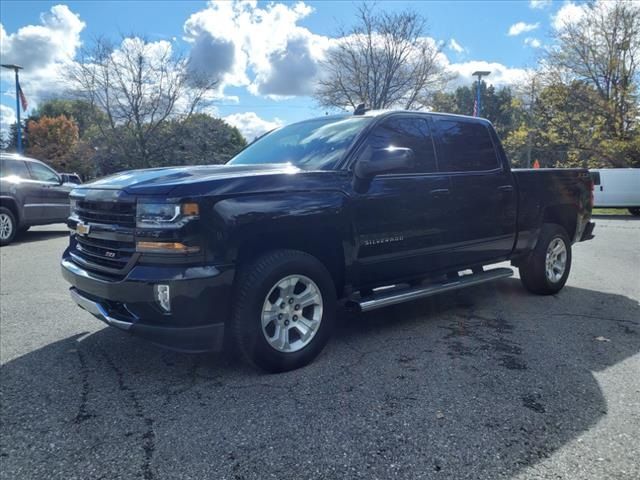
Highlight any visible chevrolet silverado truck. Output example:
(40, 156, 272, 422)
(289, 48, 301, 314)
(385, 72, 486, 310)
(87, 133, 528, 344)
(61, 110, 595, 372)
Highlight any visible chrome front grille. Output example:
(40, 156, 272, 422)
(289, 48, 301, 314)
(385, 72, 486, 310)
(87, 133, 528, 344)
(76, 200, 136, 228)
(71, 200, 137, 277)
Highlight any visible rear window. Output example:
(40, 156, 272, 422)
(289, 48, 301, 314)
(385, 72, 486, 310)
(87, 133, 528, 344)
(436, 120, 499, 172)
(0, 159, 31, 179)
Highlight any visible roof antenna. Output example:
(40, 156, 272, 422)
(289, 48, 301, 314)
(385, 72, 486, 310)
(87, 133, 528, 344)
(354, 103, 366, 115)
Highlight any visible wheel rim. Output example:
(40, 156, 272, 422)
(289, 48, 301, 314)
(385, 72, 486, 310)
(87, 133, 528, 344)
(261, 274, 323, 353)
(0, 213, 13, 241)
(545, 237, 567, 283)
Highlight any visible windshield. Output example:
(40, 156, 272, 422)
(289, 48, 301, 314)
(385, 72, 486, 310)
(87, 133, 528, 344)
(228, 116, 373, 170)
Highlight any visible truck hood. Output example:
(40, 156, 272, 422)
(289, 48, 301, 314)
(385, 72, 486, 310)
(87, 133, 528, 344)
(82, 164, 307, 196)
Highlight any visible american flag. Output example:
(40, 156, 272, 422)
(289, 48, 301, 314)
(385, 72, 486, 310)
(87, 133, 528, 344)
(473, 98, 478, 117)
(17, 81, 28, 111)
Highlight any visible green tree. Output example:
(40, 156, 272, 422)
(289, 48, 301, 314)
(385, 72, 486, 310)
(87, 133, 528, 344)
(31, 99, 107, 138)
(431, 82, 517, 138)
(92, 114, 246, 176)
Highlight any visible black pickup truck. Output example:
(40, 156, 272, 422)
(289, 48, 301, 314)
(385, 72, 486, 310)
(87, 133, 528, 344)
(61, 110, 595, 372)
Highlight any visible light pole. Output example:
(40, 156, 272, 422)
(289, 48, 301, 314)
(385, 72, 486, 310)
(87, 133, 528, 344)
(1, 64, 24, 153)
(471, 70, 490, 117)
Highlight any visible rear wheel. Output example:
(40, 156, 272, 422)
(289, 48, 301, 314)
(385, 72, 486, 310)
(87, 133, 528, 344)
(629, 207, 640, 217)
(232, 250, 337, 372)
(519, 223, 572, 295)
(0, 207, 17, 246)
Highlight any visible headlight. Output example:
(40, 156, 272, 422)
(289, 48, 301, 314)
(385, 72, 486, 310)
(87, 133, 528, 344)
(69, 198, 78, 218)
(136, 202, 199, 228)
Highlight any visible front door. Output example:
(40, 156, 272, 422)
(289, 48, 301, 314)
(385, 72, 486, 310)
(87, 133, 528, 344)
(26, 161, 71, 222)
(350, 115, 453, 287)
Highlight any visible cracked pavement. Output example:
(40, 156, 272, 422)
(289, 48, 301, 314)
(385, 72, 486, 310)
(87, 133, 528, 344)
(1, 217, 639, 480)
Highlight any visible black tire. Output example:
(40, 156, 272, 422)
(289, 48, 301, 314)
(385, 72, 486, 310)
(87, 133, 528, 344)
(0, 207, 17, 246)
(519, 223, 572, 295)
(629, 208, 640, 217)
(231, 249, 337, 373)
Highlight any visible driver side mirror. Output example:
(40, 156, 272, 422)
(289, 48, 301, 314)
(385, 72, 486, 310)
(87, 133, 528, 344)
(354, 147, 415, 188)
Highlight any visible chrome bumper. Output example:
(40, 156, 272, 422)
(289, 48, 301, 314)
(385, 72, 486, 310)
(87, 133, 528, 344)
(69, 288, 133, 331)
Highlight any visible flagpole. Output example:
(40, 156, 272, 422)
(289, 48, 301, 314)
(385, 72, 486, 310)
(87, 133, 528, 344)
(1, 63, 24, 154)
(14, 68, 22, 154)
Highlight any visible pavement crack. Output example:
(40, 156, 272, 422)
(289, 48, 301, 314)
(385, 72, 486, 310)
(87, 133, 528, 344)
(73, 348, 96, 424)
(101, 350, 156, 480)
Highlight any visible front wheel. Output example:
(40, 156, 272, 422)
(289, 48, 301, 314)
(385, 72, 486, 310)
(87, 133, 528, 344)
(231, 250, 337, 373)
(0, 207, 17, 246)
(519, 224, 572, 295)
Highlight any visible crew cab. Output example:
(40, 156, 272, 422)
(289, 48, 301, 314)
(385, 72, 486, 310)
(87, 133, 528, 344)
(61, 110, 595, 372)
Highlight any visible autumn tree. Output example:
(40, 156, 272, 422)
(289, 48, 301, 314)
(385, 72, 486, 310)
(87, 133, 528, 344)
(26, 115, 79, 170)
(314, 4, 452, 110)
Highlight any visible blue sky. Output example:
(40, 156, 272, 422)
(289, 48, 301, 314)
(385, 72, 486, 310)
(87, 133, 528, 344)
(0, 0, 582, 140)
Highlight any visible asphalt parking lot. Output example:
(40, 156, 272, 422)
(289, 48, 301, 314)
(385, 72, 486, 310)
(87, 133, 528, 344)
(1, 218, 638, 480)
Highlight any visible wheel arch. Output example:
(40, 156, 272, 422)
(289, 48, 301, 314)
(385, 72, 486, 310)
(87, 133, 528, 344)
(0, 196, 21, 224)
(542, 204, 578, 242)
(236, 227, 347, 297)
(213, 192, 351, 297)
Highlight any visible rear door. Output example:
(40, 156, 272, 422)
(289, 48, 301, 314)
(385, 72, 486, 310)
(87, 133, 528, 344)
(25, 161, 71, 222)
(351, 114, 453, 286)
(432, 117, 517, 267)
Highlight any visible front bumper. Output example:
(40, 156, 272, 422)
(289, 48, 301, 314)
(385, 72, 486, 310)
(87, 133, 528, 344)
(61, 249, 234, 352)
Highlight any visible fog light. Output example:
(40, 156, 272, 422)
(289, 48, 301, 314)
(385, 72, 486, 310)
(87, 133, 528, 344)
(155, 284, 171, 313)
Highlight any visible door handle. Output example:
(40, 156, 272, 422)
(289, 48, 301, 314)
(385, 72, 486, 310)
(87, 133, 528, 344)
(430, 188, 450, 197)
(497, 185, 514, 193)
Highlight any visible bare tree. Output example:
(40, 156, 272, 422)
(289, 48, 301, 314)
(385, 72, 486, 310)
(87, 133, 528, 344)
(314, 4, 452, 111)
(68, 35, 218, 168)
(545, 0, 640, 139)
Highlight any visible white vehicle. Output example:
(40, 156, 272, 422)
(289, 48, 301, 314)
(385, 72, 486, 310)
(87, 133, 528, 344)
(590, 168, 640, 216)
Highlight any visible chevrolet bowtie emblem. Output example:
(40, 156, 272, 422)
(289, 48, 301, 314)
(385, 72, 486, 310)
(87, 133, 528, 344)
(76, 222, 91, 236)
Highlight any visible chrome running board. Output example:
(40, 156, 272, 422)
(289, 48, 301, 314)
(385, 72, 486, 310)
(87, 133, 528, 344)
(352, 267, 514, 313)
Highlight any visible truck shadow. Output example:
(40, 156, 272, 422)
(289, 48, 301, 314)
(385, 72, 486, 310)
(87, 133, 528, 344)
(1, 279, 638, 479)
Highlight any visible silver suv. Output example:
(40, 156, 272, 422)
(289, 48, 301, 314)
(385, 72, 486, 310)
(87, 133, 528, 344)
(0, 153, 75, 245)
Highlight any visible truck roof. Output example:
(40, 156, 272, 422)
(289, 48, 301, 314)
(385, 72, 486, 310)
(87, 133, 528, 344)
(310, 109, 493, 125)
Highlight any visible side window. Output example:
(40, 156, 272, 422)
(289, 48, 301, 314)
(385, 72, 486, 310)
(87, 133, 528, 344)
(363, 117, 436, 173)
(27, 162, 59, 183)
(0, 159, 31, 179)
(436, 120, 499, 172)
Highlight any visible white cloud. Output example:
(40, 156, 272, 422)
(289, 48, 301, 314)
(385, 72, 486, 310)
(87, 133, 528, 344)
(529, 0, 552, 9)
(0, 104, 16, 140)
(508, 21, 540, 36)
(446, 61, 530, 89)
(183, 1, 329, 99)
(449, 38, 465, 54)
(524, 37, 542, 48)
(223, 112, 282, 141)
(552, 2, 587, 30)
(0, 5, 85, 107)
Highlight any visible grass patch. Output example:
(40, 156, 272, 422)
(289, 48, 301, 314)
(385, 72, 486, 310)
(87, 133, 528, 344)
(592, 208, 630, 216)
